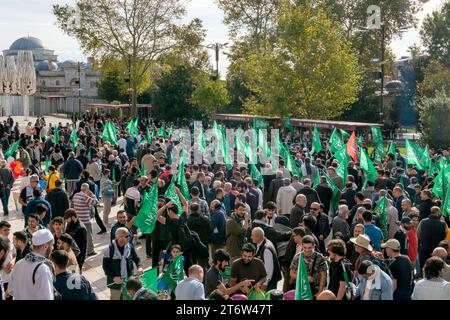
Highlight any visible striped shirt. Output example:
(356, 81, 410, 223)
(72, 191, 98, 224)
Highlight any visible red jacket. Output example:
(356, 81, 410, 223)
(407, 227, 418, 263)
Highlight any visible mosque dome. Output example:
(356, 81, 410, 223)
(9, 36, 45, 51)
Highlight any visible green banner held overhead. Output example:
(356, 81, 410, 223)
(405, 140, 425, 171)
(312, 127, 322, 154)
(102, 122, 118, 146)
(164, 178, 183, 215)
(133, 183, 158, 234)
(374, 197, 388, 241)
(359, 148, 378, 182)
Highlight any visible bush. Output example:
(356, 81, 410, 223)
(418, 90, 450, 149)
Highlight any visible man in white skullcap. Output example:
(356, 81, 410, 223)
(9, 229, 55, 300)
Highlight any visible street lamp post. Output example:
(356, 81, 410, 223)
(205, 42, 228, 80)
(78, 62, 81, 115)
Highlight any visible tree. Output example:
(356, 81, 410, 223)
(216, 0, 278, 49)
(419, 60, 450, 98)
(151, 63, 201, 122)
(53, 0, 205, 115)
(418, 90, 450, 149)
(238, 0, 361, 119)
(190, 77, 230, 117)
(96, 58, 128, 103)
(421, 1, 450, 68)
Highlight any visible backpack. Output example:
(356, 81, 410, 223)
(0, 181, 5, 198)
(32, 261, 62, 300)
(177, 224, 209, 259)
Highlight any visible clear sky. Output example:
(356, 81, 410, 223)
(0, 0, 446, 77)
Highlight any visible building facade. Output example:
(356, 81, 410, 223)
(1, 36, 103, 116)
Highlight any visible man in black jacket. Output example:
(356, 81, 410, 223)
(64, 209, 88, 274)
(268, 170, 284, 203)
(187, 203, 213, 269)
(309, 202, 331, 253)
(419, 190, 435, 221)
(295, 179, 320, 213)
(52, 250, 97, 300)
(102, 227, 143, 300)
(62, 151, 83, 197)
(315, 176, 332, 215)
(417, 206, 447, 270)
(250, 210, 292, 248)
(290, 194, 307, 229)
(0, 160, 14, 217)
(45, 179, 69, 218)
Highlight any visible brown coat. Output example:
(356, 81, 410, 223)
(226, 217, 246, 259)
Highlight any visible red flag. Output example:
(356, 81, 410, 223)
(346, 132, 359, 163)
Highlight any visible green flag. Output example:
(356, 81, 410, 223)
(336, 159, 348, 185)
(161, 255, 185, 291)
(312, 127, 322, 153)
(54, 127, 60, 145)
(323, 171, 339, 213)
(295, 253, 313, 300)
(252, 118, 269, 130)
(313, 169, 320, 188)
(87, 149, 91, 161)
(432, 165, 450, 199)
(374, 197, 388, 241)
(285, 118, 293, 131)
(250, 164, 263, 188)
(176, 150, 190, 201)
(158, 126, 167, 138)
(329, 128, 344, 154)
(4, 140, 20, 159)
(102, 122, 118, 146)
(120, 281, 133, 300)
(359, 148, 378, 182)
(140, 267, 158, 294)
(44, 159, 51, 174)
(139, 161, 146, 177)
(405, 140, 425, 170)
(133, 183, 158, 234)
(126, 118, 139, 137)
(373, 143, 386, 164)
(388, 141, 397, 161)
(442, 181, 450, 218)
(164, 178, 183, 215)
(340, 129, 350, 141)
(169, 125, 174, 136)
(333, 145, 350, 163)
(70, 125, 78, 151)
(371, 126, 383, 146)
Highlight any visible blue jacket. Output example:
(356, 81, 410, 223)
(54, 272, 97, 300)
(210, 208, 226, 245)
(63, 157, 84, 180)
(25, 198, 53, 227)
(356, 266, 393, 300)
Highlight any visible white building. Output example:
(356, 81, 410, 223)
(1, 36, 103, 116)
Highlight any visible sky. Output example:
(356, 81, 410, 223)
(0, 0, 446, 77)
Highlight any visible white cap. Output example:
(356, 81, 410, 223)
(32, 229, 54, 246)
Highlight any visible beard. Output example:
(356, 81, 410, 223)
(242, 259, 252, 265)
(44, 245, 52, 258)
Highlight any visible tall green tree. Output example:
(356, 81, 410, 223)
(190, 77, 230, 117)
(421, 1, 450, 68)
(151, 64, 201, 121)
(53, 0, 205, 115)
(418, 90, 450, 149)
(239, 0, 361, 119)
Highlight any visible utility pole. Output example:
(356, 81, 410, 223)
(77, 62, 82, 117)
(380, 24, 385, 123)
(206, 42, 228, 80)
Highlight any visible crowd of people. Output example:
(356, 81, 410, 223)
(0, 114, 449, 300)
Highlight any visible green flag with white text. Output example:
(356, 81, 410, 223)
(312, 127, 322, 153)
(133, 183, 158, 234)
(295, 253, 313, 300)
(374, 197, 388, 241)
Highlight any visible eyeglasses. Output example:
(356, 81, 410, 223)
(310, 208, 319, 211)
(123, 235, 130, 239)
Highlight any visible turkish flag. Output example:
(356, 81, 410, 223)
(346, 131, 359, 163)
